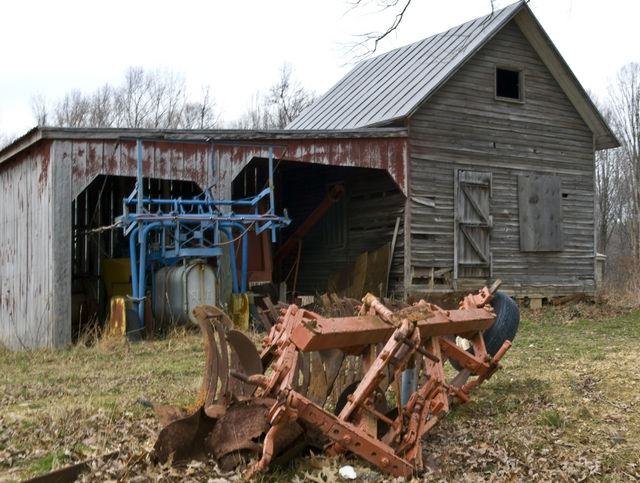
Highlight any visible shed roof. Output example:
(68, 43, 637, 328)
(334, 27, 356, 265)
(0, 126, 407, 166)
(287, 2, 618, 150)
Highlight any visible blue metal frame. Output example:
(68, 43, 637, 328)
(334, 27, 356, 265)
(117, 138, 290, 327)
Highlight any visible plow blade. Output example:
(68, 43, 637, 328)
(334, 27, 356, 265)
(152, 284, 519, 478)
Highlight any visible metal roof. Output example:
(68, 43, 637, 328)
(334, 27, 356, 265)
(0, 126, 408, 166)
(288, 2, 522, 130)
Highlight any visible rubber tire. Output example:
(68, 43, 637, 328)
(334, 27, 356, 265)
(451, 291, 519, 368)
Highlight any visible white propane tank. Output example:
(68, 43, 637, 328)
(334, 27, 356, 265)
(152, 260, 217, 326)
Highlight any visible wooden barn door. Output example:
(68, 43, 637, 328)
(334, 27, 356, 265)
(454, 170, 492, 283)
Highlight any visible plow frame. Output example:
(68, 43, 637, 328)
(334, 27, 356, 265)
(187, 283, 514, 478)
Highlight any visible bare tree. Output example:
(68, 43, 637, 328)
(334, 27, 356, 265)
(88, 84, 115, 127)
(608, 63, 640, 257)
(232, 64, 315, 129)
(233, 92, 272, 130)
(267, 63, 316, 128)
(35, 66, 219, 130)
(31, 94, 49, 126)
(181, 87, 219, 129)
(595, 141, 625, 253)
(114, 67, 154, 128)
(55, 90, 91, 127)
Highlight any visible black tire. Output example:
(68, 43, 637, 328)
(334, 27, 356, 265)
(481, 290, 519, 356)
(450, 291, 519, 369)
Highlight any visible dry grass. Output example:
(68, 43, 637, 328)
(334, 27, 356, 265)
(1, 303, 639, 482)
(601, 255, 640, 308)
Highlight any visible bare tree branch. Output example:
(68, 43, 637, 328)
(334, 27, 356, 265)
(30, 94, 49, 126)
(344, 0, 498, 61)
(232, 63, 315, 129)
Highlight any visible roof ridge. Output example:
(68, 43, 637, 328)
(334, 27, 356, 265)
(288, 2, 523, 130)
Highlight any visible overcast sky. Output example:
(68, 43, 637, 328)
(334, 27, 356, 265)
(1, 0, 638, 138)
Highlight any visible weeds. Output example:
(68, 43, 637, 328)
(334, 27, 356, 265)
(539, 408, 564, 428)
(1, 304, 640, 481)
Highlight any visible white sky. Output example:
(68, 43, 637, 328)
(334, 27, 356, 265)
(1, 0, 638, 138)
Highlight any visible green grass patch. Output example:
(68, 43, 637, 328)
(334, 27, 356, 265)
(24, 450, 70, 478)
(539, 408, 564, 428)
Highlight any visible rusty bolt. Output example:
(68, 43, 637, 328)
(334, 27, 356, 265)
(342, 435, 352, 445)
(381, 458, 390, 467)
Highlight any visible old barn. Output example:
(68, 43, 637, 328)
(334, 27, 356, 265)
(0, 2, 617, 349)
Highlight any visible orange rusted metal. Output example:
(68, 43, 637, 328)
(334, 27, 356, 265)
(153, 284, 515, 478)
(288, 304, 496, 352)
(236, 285, 513, 478)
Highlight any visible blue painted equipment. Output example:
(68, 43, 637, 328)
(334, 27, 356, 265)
(116, 138, 290, 329)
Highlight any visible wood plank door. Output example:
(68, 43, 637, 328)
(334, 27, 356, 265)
(454, 170, 492, 282)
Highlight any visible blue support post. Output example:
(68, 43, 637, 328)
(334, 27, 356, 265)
(129, 227, 139, 301)
(241, 229, 248, 293)
(137, 222, 161, 326)
(116, 137, 291, 335)
(136, 139, 143, 244)
(268, 146, 276, 242)
(220, 227, 239, 295)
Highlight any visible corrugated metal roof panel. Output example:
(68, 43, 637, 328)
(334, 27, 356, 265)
(288, 2, 523, 130)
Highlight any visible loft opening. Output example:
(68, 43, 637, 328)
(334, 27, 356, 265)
(495, 66, 523, 101)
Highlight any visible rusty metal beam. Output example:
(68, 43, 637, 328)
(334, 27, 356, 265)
(289, 307, 495, 352)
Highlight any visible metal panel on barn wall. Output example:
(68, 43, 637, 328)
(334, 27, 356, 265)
(518, 174, 564, 251)
(454, 170, 492, 281)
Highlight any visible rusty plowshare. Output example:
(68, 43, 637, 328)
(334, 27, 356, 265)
(0, 2, 617, 349)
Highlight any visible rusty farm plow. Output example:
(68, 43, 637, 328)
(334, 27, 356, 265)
(152, 283, 519, 478)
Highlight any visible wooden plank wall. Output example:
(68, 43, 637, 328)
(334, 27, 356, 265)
(408, 20, 596, 297)
(0, 141, 57, 349)
(71, 139, 212, 198)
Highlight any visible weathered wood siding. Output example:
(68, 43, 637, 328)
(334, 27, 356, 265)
(407, 20, 596, 297)
(0, 141, 62, 349)
(287, 169, 405, 296)
(215, 137, 407, 200)
(71, 139, 212, 198)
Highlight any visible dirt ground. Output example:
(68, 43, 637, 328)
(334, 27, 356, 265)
(1, 302, 639, 482)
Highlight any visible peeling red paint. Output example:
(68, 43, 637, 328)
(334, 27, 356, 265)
(88, 144, 97, 168)
(67, 135, 407, 205)
(38, 143, 50, 188)
(105, 142, 118, 174)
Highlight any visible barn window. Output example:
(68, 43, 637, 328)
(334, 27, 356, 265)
(495, 67, 523, 101)
(518, 175, 563, 251)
